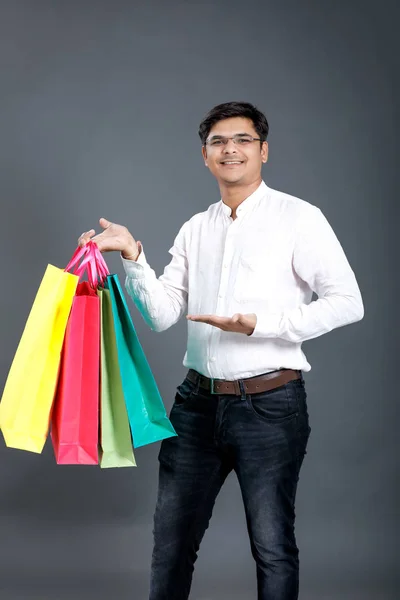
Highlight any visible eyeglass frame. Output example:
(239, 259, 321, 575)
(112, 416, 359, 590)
(204, 134, 264, 147)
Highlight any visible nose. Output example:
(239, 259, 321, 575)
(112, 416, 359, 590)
(223, 138, 238, 152)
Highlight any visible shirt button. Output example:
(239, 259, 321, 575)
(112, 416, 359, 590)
(223, 264, 228, 269)
(218, 293, 223, 298)
(210, 357, 216, 362)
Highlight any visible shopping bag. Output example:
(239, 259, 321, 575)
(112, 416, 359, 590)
(0, 265, 78, 453)
(51, 249, 103, 464)
(107, 274, 177, 448)
(98, 288, 136, 468)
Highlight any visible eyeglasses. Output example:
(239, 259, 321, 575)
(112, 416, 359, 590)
(205, 134, 262, 147)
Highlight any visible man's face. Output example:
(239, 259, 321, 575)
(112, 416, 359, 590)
(201, 117, 268, 186)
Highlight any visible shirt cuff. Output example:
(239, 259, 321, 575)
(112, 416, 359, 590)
(121, 246, 147, 278)
(248, 312, 281, 338)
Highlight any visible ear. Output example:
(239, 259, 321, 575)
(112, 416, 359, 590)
(261, 141, 269, 164)
(201, 145, 208, 167)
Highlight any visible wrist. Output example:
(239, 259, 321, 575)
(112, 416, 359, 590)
(122, 252, 139, 261)
(122, 244, 140, 261)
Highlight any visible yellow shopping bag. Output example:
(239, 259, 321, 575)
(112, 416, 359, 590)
(0, 264, 78, 453)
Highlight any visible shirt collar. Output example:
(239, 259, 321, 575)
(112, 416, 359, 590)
(220, 180, 268, 218)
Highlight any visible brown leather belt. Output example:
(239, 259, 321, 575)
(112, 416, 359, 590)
(187, 368, 301, 396)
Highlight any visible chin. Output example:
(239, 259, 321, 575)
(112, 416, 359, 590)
(220, 174, 245, 185)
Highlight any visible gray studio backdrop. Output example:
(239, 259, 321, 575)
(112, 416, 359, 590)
(0, 1, 397, 599)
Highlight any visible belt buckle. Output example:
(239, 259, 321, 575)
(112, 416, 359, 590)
(210, 378, 217, 395)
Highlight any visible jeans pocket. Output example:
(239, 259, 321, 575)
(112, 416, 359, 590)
(291, 379, 311, 436)
(247, 383, 299, 424)
(174, 377, 198, 406)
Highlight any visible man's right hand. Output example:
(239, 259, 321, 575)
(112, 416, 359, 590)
(78, 217, 141, 261)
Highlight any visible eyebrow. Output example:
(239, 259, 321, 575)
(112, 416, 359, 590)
(208, 132, 252, 139)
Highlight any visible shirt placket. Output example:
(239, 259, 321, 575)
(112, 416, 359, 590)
(208, 217, 240, 378)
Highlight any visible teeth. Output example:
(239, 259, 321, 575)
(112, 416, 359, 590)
(223, 161, 242, 164)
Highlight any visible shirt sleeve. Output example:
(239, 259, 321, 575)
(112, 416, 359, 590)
(250, 205, 364, 341)
(121, 223, 189, 332)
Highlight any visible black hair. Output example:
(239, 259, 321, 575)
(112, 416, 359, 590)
(198, 101, 269, 145)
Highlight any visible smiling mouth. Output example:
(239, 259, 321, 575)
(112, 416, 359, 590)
(220, 161, 244, 165)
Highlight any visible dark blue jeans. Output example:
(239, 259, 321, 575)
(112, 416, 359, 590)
(149, 370, 311, 600)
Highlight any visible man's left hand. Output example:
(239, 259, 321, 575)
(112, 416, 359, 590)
(186, 313, 257, 336)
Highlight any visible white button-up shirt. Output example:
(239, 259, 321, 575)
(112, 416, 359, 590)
(122, 181, 364, 379)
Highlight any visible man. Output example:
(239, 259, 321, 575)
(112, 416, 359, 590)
(79, 101, 364, 599)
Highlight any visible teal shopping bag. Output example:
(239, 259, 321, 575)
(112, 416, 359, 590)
(107, 274, 177, 448)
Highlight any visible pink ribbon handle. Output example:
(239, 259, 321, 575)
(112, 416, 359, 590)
(92, 245, 110, 280)
(75, 254, 97, 288)
(64, 244, 89, 274)
(65, 241, 110, 288)
(88, 242, 110, 285)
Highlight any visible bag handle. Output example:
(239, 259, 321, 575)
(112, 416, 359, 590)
(65, 242, 110, 288)
(74, 242, 110, 288)
(64, 244, 88, 273)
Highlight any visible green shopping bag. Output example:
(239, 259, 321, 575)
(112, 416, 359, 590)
(107, 274, 177, 448)
(98, 288, 137, 468)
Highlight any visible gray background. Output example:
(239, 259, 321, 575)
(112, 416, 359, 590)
(0, 1, 398, 599)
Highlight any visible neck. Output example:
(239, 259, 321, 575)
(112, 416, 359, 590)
(219, 178, 262, 215)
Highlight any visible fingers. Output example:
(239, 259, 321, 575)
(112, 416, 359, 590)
(87, 229, 116, 253)
(99, 217, 112, 229)
(78, 218, 112, 249)
(78, 229, 95, 247)
(78, 218, 125, 253)
(90, 232, 108, 251)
